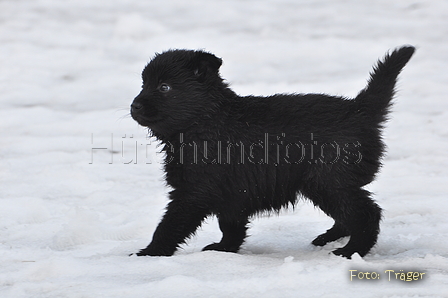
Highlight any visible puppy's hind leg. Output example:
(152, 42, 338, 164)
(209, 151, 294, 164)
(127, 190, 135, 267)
(203, 216, 249, 253)
(331, 189, 382, 258)
(305, 187, 382, 258)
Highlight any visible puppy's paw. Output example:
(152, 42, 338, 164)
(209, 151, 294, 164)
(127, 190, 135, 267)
(202, 242, 239, 253)
(332, 247, 353, 259)
(332, 247, 369, 259)
(135, 249, 152, 256)
(312, 234, 332, 246)
(135, 246, 175, 257)
(312, 233, 349, 247)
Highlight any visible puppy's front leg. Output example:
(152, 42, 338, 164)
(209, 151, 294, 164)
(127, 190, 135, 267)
(136, 192, 210, 256)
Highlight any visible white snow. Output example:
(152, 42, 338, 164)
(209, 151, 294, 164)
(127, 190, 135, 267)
(1, 0, 448, 297)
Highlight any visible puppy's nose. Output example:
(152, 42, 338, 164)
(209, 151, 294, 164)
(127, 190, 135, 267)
(131, 102, 143, 113)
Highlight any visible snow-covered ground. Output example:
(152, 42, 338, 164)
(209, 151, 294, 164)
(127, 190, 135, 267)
(1, 0, 447, 297)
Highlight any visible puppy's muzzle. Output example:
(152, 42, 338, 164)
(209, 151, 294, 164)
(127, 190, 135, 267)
(130, 101, 143, 113)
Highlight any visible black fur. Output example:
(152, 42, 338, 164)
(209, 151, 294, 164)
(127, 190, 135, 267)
(130, 46, 415, 258)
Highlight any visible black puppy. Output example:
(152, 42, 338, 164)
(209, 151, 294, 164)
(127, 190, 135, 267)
(130, 46, 415, 258)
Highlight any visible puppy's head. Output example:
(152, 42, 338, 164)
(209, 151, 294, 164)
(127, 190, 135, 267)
(131, 49, 225, 137)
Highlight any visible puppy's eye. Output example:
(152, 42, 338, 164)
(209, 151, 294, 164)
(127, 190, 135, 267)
(159, 83, 171, 93)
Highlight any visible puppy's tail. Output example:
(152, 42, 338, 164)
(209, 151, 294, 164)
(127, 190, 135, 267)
(355, 46, 415, 123)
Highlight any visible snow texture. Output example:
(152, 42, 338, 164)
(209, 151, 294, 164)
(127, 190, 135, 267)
(1, 0, 447, 297)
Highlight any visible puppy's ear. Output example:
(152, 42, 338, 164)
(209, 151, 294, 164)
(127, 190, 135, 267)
(190, 51, 223, 81)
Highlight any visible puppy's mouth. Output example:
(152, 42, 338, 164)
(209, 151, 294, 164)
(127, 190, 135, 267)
(131, 113, 163, 127)
(130, 104, 162, 127)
